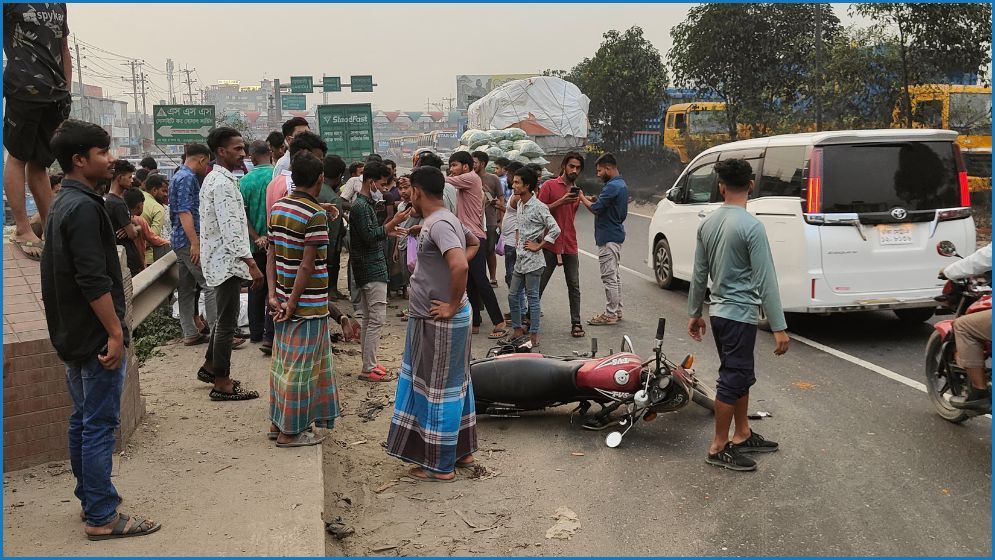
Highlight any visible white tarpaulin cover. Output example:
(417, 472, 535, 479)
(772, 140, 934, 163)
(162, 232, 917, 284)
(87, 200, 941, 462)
(468, 77, 591, 140)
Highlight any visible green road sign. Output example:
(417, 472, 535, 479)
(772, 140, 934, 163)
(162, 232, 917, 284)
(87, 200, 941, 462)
(153, 104, 215, 146)
(290, 76, 313, 94)
(323, 76, 342, 93)
(350, 75, 374, 93)
(282, 95, 307, 111)
(316, 103, 374, 161)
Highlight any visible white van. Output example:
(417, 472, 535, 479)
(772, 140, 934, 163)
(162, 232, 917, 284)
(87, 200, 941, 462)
(647, 129, 977, 328)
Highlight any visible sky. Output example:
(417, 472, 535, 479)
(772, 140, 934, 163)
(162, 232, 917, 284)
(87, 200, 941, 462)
(67, 3, 877, 111)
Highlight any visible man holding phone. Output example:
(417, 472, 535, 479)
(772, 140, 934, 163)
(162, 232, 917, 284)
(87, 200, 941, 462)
(537, 152, 586, 338)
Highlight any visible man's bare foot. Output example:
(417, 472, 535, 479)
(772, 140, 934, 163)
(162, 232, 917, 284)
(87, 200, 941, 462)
(9, 231, 44, 260)
(513, 327, 526, 338)
(213, 377, 236, 393)
(456, 454, 476, 467)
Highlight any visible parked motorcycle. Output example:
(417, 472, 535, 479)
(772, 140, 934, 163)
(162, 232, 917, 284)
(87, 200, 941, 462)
(924, 240, 992, 422)
(470, 318, 716, 448)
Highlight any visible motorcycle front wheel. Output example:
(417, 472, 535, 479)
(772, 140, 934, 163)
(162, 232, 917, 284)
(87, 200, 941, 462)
(924, 331, 970, 423)
(691, 381, 715, 413)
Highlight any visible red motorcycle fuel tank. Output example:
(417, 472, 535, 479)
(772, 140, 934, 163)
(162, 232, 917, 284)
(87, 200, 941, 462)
(576, 353, 644, 393)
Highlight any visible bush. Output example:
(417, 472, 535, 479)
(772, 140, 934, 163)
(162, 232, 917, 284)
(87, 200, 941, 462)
(132, 309, 182, 366)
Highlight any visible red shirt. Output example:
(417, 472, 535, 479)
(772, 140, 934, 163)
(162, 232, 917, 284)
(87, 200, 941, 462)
(537, 176, 579, 255)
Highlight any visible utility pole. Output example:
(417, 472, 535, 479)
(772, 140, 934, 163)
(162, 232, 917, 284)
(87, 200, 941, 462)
(274, 78, 283, 124)
(166, 58, 175, 103)
(814, 2, 823, 132)
(442, 96, 456, 113)
(73, 37, 86, 122)
(322, 73, 327, 105)
(138, 63, 148, 126)
(181, 65, 196, 104)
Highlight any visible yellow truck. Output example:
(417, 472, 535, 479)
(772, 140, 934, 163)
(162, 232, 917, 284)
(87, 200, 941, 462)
(899, 84, 992, 192)
(661, 102, 744, 164)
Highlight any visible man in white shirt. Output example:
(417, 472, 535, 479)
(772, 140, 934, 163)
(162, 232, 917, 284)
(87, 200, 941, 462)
(272, 116, 310, 178)
(199, 127, 264, 402)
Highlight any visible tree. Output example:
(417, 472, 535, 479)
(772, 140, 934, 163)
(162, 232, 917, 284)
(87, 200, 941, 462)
(669, 4, 841, 138)
(819, 26, 905, 129)
(561, 27, 669, 151)
(854, 3, 992, 127)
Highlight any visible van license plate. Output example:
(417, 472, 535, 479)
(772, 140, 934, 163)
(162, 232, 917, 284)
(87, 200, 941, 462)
(878, 224, 913, 245)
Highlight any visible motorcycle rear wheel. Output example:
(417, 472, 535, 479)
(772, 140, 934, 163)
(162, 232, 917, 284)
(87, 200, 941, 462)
(924, 331, 970, 423)
(691, 381, 715, 413)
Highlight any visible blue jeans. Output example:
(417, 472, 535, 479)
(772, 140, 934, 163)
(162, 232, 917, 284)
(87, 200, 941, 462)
(503, 245, 517, 287)
(65, 355, 126, 527)
(509, 267, 543, 334)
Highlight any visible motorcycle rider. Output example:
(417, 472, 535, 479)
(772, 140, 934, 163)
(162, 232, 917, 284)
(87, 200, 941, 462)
(940, 242, 992, 411)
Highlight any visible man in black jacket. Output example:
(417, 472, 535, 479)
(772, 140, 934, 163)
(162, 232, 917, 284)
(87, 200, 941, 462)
(42, 119, 161, 541)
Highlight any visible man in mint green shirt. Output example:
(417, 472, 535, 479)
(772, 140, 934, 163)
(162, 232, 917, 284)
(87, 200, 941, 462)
(239, 141, 275, 347)
(687, 158, 790, 472)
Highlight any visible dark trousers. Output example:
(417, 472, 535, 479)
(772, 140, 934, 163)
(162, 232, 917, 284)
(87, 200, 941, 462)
(205, 276, 241, 378)
(539, 250, 581, 326)
(503, 245, 517, 287)
(248, 251, 274, 343)
(66, 355, 126, 527)
(329, 237, 343, 293)
(468, 236, 504, 327)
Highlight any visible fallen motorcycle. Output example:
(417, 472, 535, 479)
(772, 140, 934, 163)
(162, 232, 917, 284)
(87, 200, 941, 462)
(470, 318, 715, 448)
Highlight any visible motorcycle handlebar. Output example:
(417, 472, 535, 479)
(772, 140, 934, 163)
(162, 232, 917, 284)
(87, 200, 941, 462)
(655, 318, 666, 341)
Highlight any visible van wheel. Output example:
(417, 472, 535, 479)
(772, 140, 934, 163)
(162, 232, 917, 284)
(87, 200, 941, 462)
(653, 238, 675, 290)
(894, 308, 935, 324)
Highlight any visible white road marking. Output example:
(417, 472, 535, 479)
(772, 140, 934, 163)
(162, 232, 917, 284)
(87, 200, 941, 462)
(579, 248, 991, 419)
(628, 210, 653, 219)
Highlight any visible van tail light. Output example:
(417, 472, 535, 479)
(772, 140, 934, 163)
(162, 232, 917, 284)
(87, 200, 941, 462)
(937, 208, 972, 222)
(804, 148, 824, 215)
(953, 144, 971, 208)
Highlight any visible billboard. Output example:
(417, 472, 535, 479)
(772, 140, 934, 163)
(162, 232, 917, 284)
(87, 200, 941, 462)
(456, 74, 535, 109)
(316, 103, 374, 162)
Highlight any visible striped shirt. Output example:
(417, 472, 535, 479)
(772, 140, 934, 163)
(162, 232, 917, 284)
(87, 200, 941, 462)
(269, 192, 330, 319)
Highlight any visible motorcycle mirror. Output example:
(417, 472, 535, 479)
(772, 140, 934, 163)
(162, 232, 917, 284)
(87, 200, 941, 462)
(680, 354, 695, 369)
(937, 240, 958, 258)
(591, 338, 598, 357)
(605, 431, 623, 448)
(655, 318, 666, 341)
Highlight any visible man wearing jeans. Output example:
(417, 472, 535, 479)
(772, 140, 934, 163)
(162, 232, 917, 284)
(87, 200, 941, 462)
(239, 140, 275, 352)
(349, 161, 411, 381)
(198, 127, 264, 401)
(508, 167, 559, 348)
(538, 152, 585, 337)
(42, 119, 160, 540)
(579, 153, 628, 326)
(169, 143, 217, 345)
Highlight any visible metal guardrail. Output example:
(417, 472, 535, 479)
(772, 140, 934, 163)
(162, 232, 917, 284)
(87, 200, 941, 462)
(128, 251, 179, 329)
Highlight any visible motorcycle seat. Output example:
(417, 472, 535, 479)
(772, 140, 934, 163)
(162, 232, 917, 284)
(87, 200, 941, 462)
(471, 357, 583, 404)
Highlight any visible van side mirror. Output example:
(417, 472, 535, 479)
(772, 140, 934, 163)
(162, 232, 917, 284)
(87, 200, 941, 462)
(666, 188, 681, 202)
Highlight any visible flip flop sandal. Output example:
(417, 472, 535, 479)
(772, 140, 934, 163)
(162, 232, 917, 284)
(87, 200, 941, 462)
(232, 337, 247, 349)
(325, 516, 355, 540)
(10, 238, 43, 261)
(408, 467, 456, 483)
(209, 386, 259, 401)
(358, 369, 395, 383)
(472, 326, 480, 335)
(489, 280, 498, 287)
(183, 334, 210, 346)
(571, 324, 586, 338)
(86, 513, 162, 541)
(488, 328, 509, 339)
(275, 431, 326, 447)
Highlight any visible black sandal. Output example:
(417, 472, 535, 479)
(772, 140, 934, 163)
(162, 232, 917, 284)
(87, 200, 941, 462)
(197, 368, 241, 389)
(86, 513, 162, 541)
(209, 385, 259, 401)
(571, 324, 586, 338)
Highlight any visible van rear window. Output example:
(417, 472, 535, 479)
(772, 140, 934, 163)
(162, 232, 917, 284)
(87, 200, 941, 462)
(821, 142, 960, 213)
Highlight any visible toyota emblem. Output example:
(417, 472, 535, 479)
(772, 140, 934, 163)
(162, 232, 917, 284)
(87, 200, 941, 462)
(890, 208, 908, 220)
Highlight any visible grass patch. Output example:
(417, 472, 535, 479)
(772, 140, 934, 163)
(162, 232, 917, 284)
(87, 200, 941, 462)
(132, 309, 182, 366)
